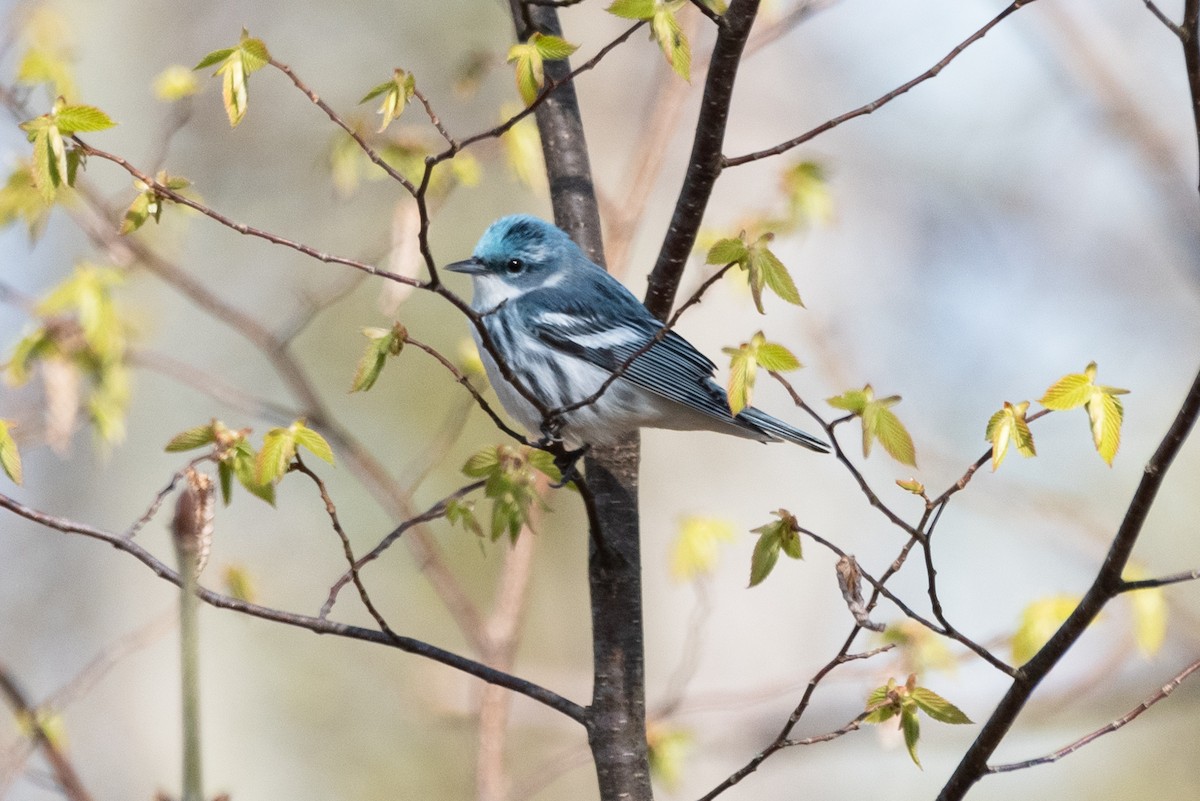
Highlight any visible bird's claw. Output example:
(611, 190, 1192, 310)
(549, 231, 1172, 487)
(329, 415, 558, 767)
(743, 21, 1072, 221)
(551, 444, 590, 488)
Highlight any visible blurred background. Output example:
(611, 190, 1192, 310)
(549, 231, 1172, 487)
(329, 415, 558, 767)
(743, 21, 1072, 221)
(1, 0, 1198, 799)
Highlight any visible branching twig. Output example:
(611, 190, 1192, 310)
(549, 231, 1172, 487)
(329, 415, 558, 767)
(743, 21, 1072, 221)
(0, 667, 96, 801)
(0, 491, 587, 723)
(988, 656, 1200, 773)
(1119, 569, 1200, 591)
(320, 480, 487, 619)
(723, 0, 1039, 167)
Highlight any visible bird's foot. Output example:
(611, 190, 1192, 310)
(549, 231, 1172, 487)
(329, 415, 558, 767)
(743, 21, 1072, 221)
(551, 444, 590, 489)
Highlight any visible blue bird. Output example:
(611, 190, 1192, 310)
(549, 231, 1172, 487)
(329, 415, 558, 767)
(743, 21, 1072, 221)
(447, 215, 828, 453)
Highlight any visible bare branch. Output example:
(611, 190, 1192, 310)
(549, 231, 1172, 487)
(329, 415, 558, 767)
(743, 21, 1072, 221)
(1120, 568, 1200, 591)
(644, 0, 762, 319)
(988, 657, 1200, 773)
(724, 0, 1039, 167)
(0, 490, 587, 723)
(320, 480, 487, 619)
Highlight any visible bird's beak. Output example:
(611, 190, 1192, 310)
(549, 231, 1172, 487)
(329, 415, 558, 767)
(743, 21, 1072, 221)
(445, 257, 486, 275)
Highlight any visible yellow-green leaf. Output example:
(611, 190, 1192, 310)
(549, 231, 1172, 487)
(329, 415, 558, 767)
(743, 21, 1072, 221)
(706, 236, 749, 266)
(531, 32, 579, 61)
(895, 478, 925, 495)
(647, 724, 693, 790)
(1088, 390, 1123, 466)
(0, 420, 22, 485)
(501, 104, 547, 195)
(607, 0, 656, 19)
(1039, 364, 1097, 411)
(748, 526, 781, 587)
(507, 42, 543, 106)
(223, 564, 257, 602)
(294, 423, 334, 465)
(901, 708, 922, 767)
(1012, 595, 1079, 665)
(165, 423, 217, 452)
(756, 342, 801, 372)
(53, 104, 116, 134)
(651, 4, 691, 81)
(985, 400, 1035, 471)
(747, 236, 803, 308)
(154, 65, 201, 100)
(1124, 565, 1167, 657)
(671, 516, 735, 581)
(256, 427, 297, 484)
(909, 687, 971, 724)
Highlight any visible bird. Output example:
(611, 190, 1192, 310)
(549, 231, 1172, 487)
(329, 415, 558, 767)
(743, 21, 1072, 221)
(446, 215, 829, 454)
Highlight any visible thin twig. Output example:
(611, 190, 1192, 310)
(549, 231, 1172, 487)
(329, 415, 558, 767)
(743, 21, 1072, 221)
(292, 456, 397, 636)
(724, 0, 1039, 167)
(0, 490, 587, 723)
(1143, 0, 1187, 38)
(988, 657, 1200, 773)
(320, 480, 487, 619)
(1119, 568, 1200, 591)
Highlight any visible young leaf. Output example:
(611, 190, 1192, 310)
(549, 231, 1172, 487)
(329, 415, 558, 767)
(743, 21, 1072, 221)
(350, 324, 406, 392)
(445, 498, 484, 539)
(52, 104, 116, 134)
(293, 423, 334, 465)
(671, 516, 735, 581)
(722, 332, 801, 416)
(165, 423, 218, 452)
(706, 236, 749, 266)
(531, 32, 579, 61)
(650, 3, 691, 81)
(360, 69, 416, 132)
(223, 564, 257, 602)
(984, 400, 1036, 471)
(895, 478, 925, 495)
(198, 32, 271, 127)
(256, 426, 297, 485)
(607, 0, 656, 18)
(901, 708, 922, 767)
(909, 687, 972, 724)
(463, 445, 501, 478)
(748, 509, 800, 587)
(747, 235, 803, 309)
(748, 526, 781, 587)
(0, 421, 22, 485)
(828, 384, 917, 466)
(1038, 362, 1129, 466)
(863, 679, 900, 724)
(647, 724, 693, 791)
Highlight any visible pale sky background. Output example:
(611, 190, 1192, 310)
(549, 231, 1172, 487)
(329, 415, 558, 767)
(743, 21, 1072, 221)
(2, 1, 1199, 800)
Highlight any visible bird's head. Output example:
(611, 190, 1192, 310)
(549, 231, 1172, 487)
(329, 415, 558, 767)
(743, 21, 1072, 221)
(446, 215, 581, 297)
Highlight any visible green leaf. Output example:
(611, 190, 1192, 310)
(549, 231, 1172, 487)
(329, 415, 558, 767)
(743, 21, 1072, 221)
(756, 342, 801, 372)
(868, 403, 917, 467)
(901, 708, 922, 767)
(782, 161, 833, 227)
(17, 46, 76, 100)
(706, 236, 749, 266)
(671, 516, 735, 581)
(724, 337, 755, 416)
(526, 448, 564, 484)
(53, 104, 116, 134)
(165, 423, 217, 452)
(445, 498, 484, 538)
(231, 440, 275, 505)
(830, 385, 916, 466)
(1012, 595, 1079, 664)
(507, 42, 543, 105)
(0, 162, 53, 237)
(351, 324, 405, 392)
(0, 420, 23, 485)
(463, 445, 501, 478)
(256, 426, 297, 485)
(651, 4, 691, 81)
(217, 460, 234, 505)
(895, 478, 925, 495)
(238, 34, 271, 73)
(222, 564, 257, 602)
(361, 69, 416, 132)
(909, 687, 972, 725)
(294, 423, 334, 465)
(120, 191, 152, 235)
(863, 680, 899, 724)
(607, 0, 656, 19)
(747, 235, 803, 308)
(531, 32, 579, 61)
(218, 53, 249, 127)
(193, 47, 236, 71)
(748, 526, 781, 587)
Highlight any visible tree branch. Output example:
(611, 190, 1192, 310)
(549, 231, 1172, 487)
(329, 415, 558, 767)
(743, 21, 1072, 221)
(0, 491, 587, 724)
(644, 0, 761, 320)
(938, 362, 1200, 800)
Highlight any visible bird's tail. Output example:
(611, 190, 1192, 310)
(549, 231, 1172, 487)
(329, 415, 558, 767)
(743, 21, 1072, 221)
(738, 407, 830, 453)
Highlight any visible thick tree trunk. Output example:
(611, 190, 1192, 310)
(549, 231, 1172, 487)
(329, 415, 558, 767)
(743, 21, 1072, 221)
(508, 4, 653, 800)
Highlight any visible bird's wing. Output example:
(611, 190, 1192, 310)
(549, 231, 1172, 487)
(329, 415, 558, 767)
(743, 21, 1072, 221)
(526, 286, 737, 421)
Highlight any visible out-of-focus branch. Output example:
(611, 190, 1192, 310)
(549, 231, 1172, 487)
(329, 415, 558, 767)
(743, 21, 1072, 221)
(0, 667, 96, 801)
(0, 490, 587, 723)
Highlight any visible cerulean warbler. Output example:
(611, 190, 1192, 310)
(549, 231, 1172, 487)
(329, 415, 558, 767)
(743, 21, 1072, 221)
(447, 215, 828, 453)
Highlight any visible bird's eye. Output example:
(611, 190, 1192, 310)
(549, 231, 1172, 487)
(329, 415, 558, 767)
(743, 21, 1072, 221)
(505, 258, 524, 274)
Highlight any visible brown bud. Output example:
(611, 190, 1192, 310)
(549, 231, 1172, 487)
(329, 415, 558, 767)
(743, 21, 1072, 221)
(172, 468, 214, 576)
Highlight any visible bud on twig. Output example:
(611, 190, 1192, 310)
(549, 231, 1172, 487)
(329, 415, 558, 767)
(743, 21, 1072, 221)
(172, 468, 214, 576)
